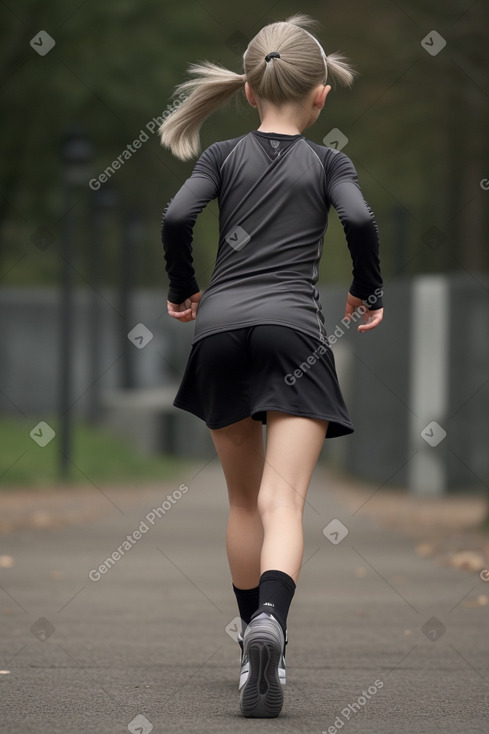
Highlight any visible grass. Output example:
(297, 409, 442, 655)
(0, 416, 191, 489)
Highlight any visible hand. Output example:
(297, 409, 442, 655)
(167, 291, 202, 322)
(344, 292, 383, 333)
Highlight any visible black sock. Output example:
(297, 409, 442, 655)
(253, 569, 296, 636)
(232, 583, 260, 634)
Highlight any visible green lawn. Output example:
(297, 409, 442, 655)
(0, 417, 191, 489)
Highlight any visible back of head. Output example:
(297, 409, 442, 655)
(159, 13, 355, 161)
(244, 14, 354, 104)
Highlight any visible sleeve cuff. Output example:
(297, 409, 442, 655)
(349, 282, 383, 310)
(167, 279, 200, 304)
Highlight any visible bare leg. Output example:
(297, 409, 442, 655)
(210, 412, 327, 588)
(210, 417, 265, 589)
(258, 411, 327, 583)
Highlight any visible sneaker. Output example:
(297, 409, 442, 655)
(239, 612, 286, 718)
(237, 633, 250, 691)
(237, 628, 287, 691)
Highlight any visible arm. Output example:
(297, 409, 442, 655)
(326, 151, 383, 331)
(161, 144, 220, 310)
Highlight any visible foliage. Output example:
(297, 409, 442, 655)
(0, 0, 488, 291)
(0, 416, 189, 487)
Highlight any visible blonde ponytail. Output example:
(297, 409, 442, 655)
(159, 62, 245, 161)
(160, 13, 356, 160)
(325, 51, 357, 87)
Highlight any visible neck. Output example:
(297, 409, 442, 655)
(256, 110, 304, 135)
(257, 126, 301, 135)
(257, 121, 302, 135)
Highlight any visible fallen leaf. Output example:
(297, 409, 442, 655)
(29, 511, 52, 527)
(461, 594, 488, 608)
(416, 543, 436, 558)
(449, 551, 485, 571)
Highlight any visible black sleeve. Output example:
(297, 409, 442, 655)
(325, 150, 383, 309)
(161, 144, 221, 303)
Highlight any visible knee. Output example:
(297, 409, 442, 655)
(228, 487, 260, 511)
(257, 488, 303, 518)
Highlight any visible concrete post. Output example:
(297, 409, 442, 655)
(408, 275, 449, 495)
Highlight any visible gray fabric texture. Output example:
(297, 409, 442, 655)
(161, 130, 383, 346)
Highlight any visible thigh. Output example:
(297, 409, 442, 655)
(210, 417, 265, 505)
(259, 411, 328, 512)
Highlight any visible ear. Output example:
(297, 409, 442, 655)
(244, 81, 257, 108)
(314, 84, 331, 110)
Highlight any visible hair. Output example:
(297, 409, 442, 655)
(159, 13, 356, 161)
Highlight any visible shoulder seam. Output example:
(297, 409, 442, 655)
(301, 139, 327, 169)
(301, 139, 328, 200)
(220, 136, 248, 173)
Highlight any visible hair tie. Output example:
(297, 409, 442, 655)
(265, 51, 281, 62)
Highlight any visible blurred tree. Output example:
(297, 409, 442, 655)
(0, 0, 487, 289)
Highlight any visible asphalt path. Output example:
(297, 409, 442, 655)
(1, 456, 489, 733)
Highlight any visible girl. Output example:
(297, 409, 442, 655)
(159, 13, 383, 718)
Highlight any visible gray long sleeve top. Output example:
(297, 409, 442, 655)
(161, 130, 383, 346)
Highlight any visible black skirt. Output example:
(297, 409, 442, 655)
(172, 324, 354, 439)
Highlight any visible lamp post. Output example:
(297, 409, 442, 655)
(120, 207, 144, 389)
(87, 183, 118, 422)
(59, 125, 93, 478)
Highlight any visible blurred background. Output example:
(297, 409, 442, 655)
(0, 0, 488, 501)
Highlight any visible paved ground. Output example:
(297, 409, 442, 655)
(1, 455, 489, 734)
